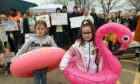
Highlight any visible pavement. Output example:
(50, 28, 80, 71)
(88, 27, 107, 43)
(0, 54, 140, 84)
(117, 53, 140, 84)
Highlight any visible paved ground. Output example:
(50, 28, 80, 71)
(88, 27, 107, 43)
(118, 54, 139, 84)
(0, 54, 140, 84)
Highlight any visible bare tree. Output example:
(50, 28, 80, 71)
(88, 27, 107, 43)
(129, 0, 140, 12)
(75, 0, 95, 9)
(58, 0, 94, 9)
(98, 0, 118, 13)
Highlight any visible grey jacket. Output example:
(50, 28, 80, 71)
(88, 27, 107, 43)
(16, 35, 57, 57)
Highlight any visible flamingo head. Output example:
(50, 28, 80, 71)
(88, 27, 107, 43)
(95, 22, 133, 54)
(114, 23, 132, 51)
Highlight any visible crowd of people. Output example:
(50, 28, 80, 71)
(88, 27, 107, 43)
(0, 4, 140, 84)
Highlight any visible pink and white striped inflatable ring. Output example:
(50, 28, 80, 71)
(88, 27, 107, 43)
(10, 47, 65, 78)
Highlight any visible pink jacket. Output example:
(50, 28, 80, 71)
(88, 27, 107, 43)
(59, 40, 103, 72)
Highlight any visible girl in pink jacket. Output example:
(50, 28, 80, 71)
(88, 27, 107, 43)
(60, 20, 103, 73)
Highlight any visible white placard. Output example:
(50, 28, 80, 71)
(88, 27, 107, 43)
(51, 13, 68, 25)
(36, 14, 51, 27)
(70, 16, 85, 28)
(2, 21, 18, 31)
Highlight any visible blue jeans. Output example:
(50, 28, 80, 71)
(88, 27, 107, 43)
(4, 62, 11, 72)
(34, 68, 47, 84)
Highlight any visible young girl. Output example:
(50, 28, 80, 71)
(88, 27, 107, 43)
(0, 40, 4, 72)
(13, 20, 57, 84)
(59, 20, 103, 73)
(3, 48, 14, 76)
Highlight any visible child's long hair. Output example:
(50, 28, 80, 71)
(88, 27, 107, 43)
(78, 20, 96, 45)
(34, 20, 48, 35)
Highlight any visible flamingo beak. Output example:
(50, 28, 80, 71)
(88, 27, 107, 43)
(118, 44, 129, 51)
(112, 42, 128, 56)
(113, 50, 125, 56)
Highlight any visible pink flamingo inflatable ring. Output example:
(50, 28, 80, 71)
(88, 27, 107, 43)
(10, 47, 65, 78)
(63, 22, 132, 84)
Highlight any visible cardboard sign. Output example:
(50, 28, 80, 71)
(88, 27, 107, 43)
(70, 16, 85, 28)
(36, 14, 51, 27)
(2, 21, 18, 31)
(51, 13, 68, 25)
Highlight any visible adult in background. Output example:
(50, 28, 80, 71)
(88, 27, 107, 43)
(62, 5, 71, 49)
(84, 8, 94, 24)
(98, 13, 107, 27)
(23, 9, 36, 33)
(113, 11, 122, 23)
(7, 9, 21, 53)
(17, 11, 24, 46)
(90, 8, 99, 29)
(70, 6, 82, 44)
(50, 8, 67, 48)
(121, 11, 134, 31)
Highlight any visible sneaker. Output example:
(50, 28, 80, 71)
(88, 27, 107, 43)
(4, 71, 8, 76)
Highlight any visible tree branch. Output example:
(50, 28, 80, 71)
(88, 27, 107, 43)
(109, 0, 117, 11)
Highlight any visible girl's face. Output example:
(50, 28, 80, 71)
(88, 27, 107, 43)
(82, 26, 92, 41)
(35, 24, 47, 37)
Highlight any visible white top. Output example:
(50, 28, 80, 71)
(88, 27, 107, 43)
(82, 41, 97, 72)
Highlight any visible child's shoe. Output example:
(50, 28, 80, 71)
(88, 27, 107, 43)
(4, 71, 8, 76)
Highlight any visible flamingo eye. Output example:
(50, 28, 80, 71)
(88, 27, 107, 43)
(122, 35, 129, 42)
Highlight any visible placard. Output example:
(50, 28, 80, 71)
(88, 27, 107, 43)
(51, 13, 68, 25)
(2, 21, 18, 31)
(70, 16, 85, 28)
(36, 14, 51, 27)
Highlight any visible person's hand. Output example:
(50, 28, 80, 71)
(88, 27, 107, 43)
(11, 57, 18, 63)
(59, 67, 65, 73)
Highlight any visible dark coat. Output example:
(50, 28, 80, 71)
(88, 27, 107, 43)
(0, 40, 4, 53)
(23, 17, 36, 33)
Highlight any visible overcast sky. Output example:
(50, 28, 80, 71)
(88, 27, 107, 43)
(22, 0, 55, 5)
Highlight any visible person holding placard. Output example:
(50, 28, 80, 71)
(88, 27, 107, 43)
(7, 9, 20, 53)
(62, 5, 71, 49)
(50, 8, 68, 49)
(70, 6, 82, 44)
